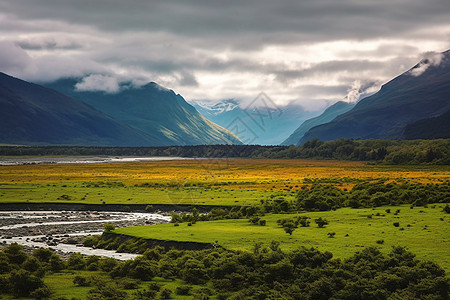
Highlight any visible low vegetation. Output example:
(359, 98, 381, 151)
(110, 204, 450, 274)
(0, 150, 449, 298)
(1, 242, 448, 299)
(0, 159, 448, 206)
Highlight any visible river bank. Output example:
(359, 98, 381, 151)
(0, 210, 170, 260)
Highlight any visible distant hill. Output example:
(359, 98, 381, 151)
(0, 72, 159, 146)
(281, 101, 355, 145)
(299, 49, 450, 144)
(403, 109, 450, 139)
(45, 80, 241, 146)
(190, 99, 314, 145)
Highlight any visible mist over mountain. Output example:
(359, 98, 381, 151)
(45, 79, 241, 146)
(0, 72, 159, 146)
(281, 101, 355, 145)
(299, 50, 450, 144)
(190, 99, 316, 145)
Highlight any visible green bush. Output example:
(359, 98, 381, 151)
(176, 285, 192, 295)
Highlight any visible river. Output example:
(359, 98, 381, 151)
(0, 156, 193, 166)
(0, 210, 171, 260)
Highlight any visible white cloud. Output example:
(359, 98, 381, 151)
(75, 74, 120, 93)
(0, 40, 34, 75)
(342, 80, 381, 103)
(408, 51, 445, 77)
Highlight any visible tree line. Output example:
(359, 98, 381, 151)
(1, 138, 449, 164)
(1, 242, 448, 299)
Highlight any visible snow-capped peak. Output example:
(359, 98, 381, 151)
(190, 99, 239, 115)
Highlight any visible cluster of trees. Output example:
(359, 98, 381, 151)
(259, 180, 450, 212)
(2, 242, 448, 299)
(164, 181, 450, 225)
(273, 138, 450, 164)
(0, 244, 65, 298)
(169, 206, 264, 224)
(277, 216, 329, 235)
(1, 138, 449, 164)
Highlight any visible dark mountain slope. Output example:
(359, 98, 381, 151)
(299, 50, 450, 144)
(45, 80, 241, 146)
(403, 109, 450, 139)
(0, 72, 159, 146)
(281, 101, 355, 145)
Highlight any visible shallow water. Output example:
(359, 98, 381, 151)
(0, 211, 171, 230)
(0, 210, 170, 260)
(0, 156, 193, 166)
(1, 233, 139, 260)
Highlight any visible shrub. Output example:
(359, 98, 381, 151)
(315, 217, 329, 228)
(249, 216, 261, 224)
(281, 221, 296, 235)
(393, 222, 400, 227)
(30, 285, 52, 300)
(297, 216, 311, 227)
(133, 289, 157, 299)
(73, 275, 90, 286)
(67, 253, 86, 270)
(443, 204, 450, 214)
(120, 279, 139, 290)
(148, 282, 162, 291)
(99, 257, 118, 272)
(9, 269, 46, 297)
(159, 287, 172, 299)
(176, 285, 192, 295)
(103, 223, 115, 232)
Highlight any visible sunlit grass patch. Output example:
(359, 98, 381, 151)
(115, 204, 450, 273)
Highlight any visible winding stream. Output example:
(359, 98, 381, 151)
(0, 210, 171, 260)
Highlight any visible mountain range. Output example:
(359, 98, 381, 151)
(0, 74, 240, 146)
(0, 72, 157, 146)
(44, 79, 241, 146)
(190, 99, 316, 145)
(1, 49, 449, 147)
(298, 49, 450, 144)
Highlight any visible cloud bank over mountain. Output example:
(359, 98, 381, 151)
(1, 0, 450, 109)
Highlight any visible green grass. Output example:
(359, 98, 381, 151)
(0, 182, 286, 206)
(43, 271, 212, 299)
(115, 204, 450, 273)
(44, 271, 96, 299)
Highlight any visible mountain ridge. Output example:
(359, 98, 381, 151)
(299, 50, 450, 144)
(44, 79, 242, 146)
(190, 99, 315, 145)
(0, 72, 159, 146)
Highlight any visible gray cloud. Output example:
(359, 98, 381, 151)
(75, 74, 120, 93)
(0, 0, 449, 109)
(408, 51, 445, 76)
(0, 40, 33, 75)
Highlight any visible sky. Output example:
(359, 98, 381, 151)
(1, 0, 450, 111)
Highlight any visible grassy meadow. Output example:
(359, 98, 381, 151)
(115, 204, 450, 273)
(42, 271, 204, 300)
(1, 158, 449, 299)
(1, 158, 449, 206)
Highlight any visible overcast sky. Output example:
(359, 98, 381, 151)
(1, 0, 449, 110)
